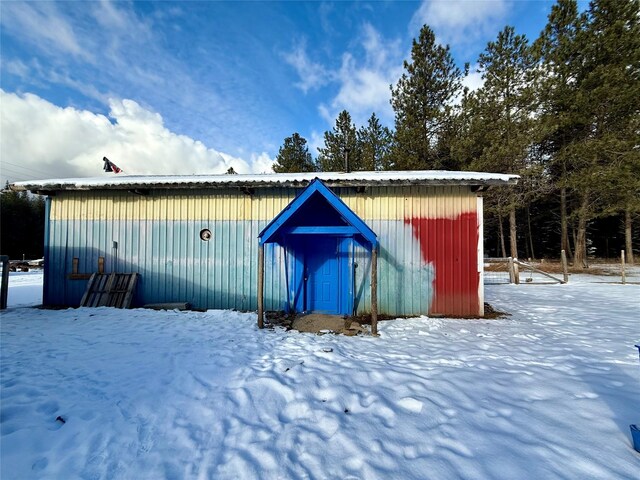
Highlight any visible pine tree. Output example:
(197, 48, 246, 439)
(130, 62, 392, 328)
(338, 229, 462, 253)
(534, 0, 588, 263)
(450, 91, 485, 169)
(466, 26, 539, 259)
(545, 0, 640, 266)
(357, 113, 393, 171)
(574, 0, 640, 266)
(451, 90, 509, 256)
(318, 110, 359, 172)
(272, 133, 317, 173)
(390, 25, 463, 170)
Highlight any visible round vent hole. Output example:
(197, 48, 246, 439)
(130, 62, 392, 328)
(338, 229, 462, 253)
(200, 229, 212, 241)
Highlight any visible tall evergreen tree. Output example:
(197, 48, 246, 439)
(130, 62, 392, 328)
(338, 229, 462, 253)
(578, 0, 640, 265)
(357, 113, 393, 171)
(549, 0, 640, 266)
(272, 133, 316, 173)
(466, 26, 539, 259)
(318, 110, 359, 172)
(451, 91, 488, 170)
(452, 90, 512, 256)
(534, 0, 588, 263)
(390, 25, 463, 170)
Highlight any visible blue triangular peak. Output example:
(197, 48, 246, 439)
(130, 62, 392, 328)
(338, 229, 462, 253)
(259, 178, 377, 249)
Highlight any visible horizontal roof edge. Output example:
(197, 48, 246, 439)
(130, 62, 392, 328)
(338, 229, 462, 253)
(10, 171, 519, 193)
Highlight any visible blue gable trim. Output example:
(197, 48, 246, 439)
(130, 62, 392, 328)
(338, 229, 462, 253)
(258, 178, 377, 249)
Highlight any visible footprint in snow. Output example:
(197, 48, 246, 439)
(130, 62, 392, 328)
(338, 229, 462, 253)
(32, 457, 48, 471)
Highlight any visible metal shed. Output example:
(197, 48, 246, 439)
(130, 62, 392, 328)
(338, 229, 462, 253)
(11, 171, 517, 319)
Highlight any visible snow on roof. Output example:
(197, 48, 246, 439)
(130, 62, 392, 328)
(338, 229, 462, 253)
(10, 170, 518, 193)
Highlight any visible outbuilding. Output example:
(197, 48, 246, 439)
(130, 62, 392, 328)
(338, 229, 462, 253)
(12, 171, 517, 323)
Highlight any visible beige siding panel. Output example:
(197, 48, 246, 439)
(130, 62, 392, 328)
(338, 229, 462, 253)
(51, 189, 298, 221)
(51, 186, 477, 222)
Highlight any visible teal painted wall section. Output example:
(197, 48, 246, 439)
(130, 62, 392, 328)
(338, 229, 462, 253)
(47, 220, 286, 311)
(46, 218, 434, 315)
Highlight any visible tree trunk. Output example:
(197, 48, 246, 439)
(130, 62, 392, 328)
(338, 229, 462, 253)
(560, 188, 573, 260)
(625, 209, 634, 265)
(574, 192, 589, 268)
(498, 213, 507, 258)
(509, 206, 518, 259)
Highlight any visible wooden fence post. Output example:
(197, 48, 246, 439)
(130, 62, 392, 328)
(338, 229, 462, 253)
(257, 244, 265, 329)
(0, 256, 9, 310)
(508, 257, 515, 284)
(371, 247, 378, 336)
(561, 249, 569, 284)
(621, 250, 626, 285)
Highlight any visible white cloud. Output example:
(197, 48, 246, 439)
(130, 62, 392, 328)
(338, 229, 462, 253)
(0, 90, 273, 185)
(319, 24, 403, 128)
(248, 153, 277, 174)
(1, 1, 273, 158)
(93, 0, 133, 30)
(330, 53, 398, 123)
(0, 2, 91, 60)
(308, 130, 325, 156)
(2, 59, 31, 79)
(284, 24, 403, 129)
(449, 65, 485, 105)
(411, 0, 510, 47)
(283, 41, 332, 94)
(462, 64, 485, 93)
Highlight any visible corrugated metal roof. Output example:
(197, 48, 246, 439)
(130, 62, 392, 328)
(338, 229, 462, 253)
(11, 170, 518, 193)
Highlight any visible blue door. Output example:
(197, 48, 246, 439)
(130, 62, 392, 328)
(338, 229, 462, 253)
(306, 237, 339, 313)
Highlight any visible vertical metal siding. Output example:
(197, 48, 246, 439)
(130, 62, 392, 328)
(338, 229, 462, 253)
(340, 185, 480, 317)
(48, 188, 296, 309)
(46, 185, 481, 316)
(42, 197, 52, 305)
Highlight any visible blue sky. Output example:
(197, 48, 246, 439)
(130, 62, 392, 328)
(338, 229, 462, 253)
(0, 1, 582, 182)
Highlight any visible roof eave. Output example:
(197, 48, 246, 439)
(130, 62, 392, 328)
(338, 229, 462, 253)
(10, 177, 519, 194)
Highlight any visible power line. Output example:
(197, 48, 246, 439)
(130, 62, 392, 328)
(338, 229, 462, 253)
(1, 167, 41, 179)
(0, 167, 46, 182)
(1, 160, 58, 177)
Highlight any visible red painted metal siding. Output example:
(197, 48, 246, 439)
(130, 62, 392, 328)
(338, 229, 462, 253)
(405, 212, 481, 317)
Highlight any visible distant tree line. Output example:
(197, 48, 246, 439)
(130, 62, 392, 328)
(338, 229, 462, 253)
(272, 0, 639, 265)
(0, 183, 46, 259)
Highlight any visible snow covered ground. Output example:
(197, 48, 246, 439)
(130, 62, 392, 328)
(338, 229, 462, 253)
(1, 275, 639, 479)
(3, 270, 43, 308)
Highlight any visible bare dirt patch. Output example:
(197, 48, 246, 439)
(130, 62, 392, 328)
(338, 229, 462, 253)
(266, 312, 368, 335)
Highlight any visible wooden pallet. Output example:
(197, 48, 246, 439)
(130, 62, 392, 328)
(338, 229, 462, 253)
(80, 273, 139, 308)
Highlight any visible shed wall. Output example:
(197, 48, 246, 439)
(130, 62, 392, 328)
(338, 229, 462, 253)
(46, 186, 481, 316)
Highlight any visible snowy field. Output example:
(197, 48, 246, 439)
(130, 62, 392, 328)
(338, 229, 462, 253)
(1, 275, 639, 479)
(3, 270, 43, 308)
